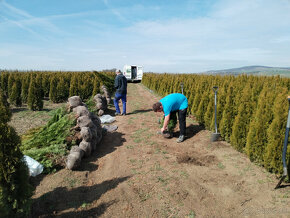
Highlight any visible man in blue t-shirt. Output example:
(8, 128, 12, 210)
(152, 93, 188, 143)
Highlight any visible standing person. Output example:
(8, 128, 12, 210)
(152, 93, 188, 143)
(114, 69, 127, 116)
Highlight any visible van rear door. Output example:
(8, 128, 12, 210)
(137, 66, 143, 80)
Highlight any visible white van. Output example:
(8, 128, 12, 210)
(123, 65, 143, 82)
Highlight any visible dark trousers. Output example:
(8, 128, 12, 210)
(178, 108, 187, 136)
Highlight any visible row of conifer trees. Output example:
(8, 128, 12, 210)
(142, 73, 290, 175)
(0, 70, 115, 110)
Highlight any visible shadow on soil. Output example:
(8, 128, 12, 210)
(127, 109, 152, 115)
(95, 131, 126, 159)
(30, 176, 130, 217)
(185, 124, 204, 139)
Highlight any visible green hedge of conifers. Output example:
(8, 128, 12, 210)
(142, 73, 290, 175)
(0, 70, 115, 110)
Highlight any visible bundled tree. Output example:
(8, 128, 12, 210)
(28, 75, 43, 111)
(0, 89, 32, 217)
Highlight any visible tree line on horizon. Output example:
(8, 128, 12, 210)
(142, 73, 290, 175)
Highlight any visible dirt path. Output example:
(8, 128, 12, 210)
(31, 83, 290, 218)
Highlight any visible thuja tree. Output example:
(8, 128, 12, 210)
(0, 89, 32, 217)
(92, 74, 102, 96)
(230, 83, 255, 152)
(0, 71, 9, 96)
(28, 75, 43, 111)
(263, 87, 289, 173)
(41, 73, 51, 97)
(49, 75, 58, 103)
(220, 84, 236, 142)
(55, 76, 68, 102)
(9, 79, 22, 107)
(21, 74, 30, 103)
(245, 83, 276, 163)
(69, 74, 79, 97)
(0, 89, 11, 123)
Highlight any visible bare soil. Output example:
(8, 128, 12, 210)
(13, 84, 290, 217)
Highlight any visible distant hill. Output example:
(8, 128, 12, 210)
(202, 65, 290, 77)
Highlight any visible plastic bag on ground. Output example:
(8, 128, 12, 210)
(103, 124, 118, 132)
(100, 115, 116, 124)
(23, 155, 44, 177)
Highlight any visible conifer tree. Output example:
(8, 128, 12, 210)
(69, 74, 79, 97)
(41, 73, 50, 97)
(263, 88, 289, 173)
(230, 83, 255, 152)
(55, 76, 68, 102)
(220, 85, 235, 142)
(7, 73, 16, 98)
(245, 83, 275, 163)
(9, 79, 22, 107)
(92, 75, 101, 96)
(28, 76, 43, 110)
(0, 89, 32, 217)
(49, 75, 58, 103)
(0, 71, 9, 96)
(21, 74, 30, 103)
(0, 89, 11, 123)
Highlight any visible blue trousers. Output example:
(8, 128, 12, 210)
(114, 93, 126, 114)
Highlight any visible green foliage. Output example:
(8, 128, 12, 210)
(10, 79, 22, 107)
(245, 84, 275, 162)
(231, 83, 256, 152)
(160, 112, 177, 133)
(28, 75, 43, 111)
(21, 75, 30, 103)
(49, 75, 58, 103)
(21, 107, 76, 173)
(264, 88, 289, 173)
(0, 89, 11, 123)
(0, 71, 9, 96)
(0, 123, 32, 217)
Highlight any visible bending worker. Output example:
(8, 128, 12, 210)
(114, 69, 127, 116)
(152, 93, 188, 143)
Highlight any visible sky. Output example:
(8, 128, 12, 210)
(0, 0, 290, 73)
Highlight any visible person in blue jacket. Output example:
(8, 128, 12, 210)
(114, 69, 127, 116)
(152, 93, 188, 143)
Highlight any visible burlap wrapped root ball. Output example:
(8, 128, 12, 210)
(93, 94, 107, 116)
(67, 96, 83, 111)
(73, 105, 90, 118)
(80, 126, 92, 142)
(101, 85, 111, 105)
(79, 140, 92, 157)
(66, 151, 82, 170)
(77, 115, 95, 128)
